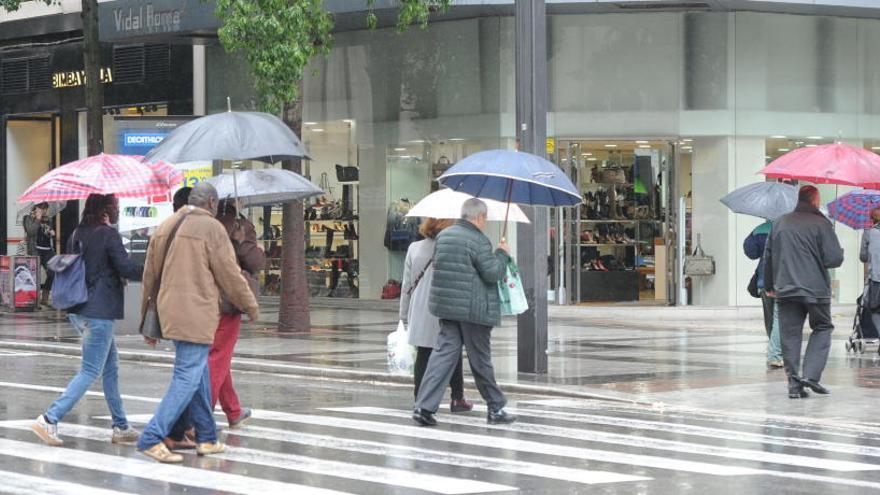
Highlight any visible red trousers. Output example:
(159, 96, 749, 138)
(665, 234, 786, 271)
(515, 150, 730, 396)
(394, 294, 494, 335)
(209, 313, 242, 423)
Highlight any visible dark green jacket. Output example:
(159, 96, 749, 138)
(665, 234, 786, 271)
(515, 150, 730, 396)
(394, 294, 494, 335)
(429, 219, 509, 327)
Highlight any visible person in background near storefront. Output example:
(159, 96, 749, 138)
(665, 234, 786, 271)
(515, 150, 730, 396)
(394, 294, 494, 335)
(137, 183, 259, 463)
(743, 220, 783, 368)
(212, 199, 265, 428)
(400, 217, 473, 413)
(24, 202, 55, 305)
(31, 194, 143, 447)
(764, 185, 844, 399)
(860, 207, 880, 332)
(412, 199, 515, 427)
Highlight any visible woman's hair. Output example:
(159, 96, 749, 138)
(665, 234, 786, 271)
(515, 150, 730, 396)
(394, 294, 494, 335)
(80, 194, 117, 227)
(33, 202, 49, 212)
(872, 207, 880, 223)
(419, 218, 455, 239)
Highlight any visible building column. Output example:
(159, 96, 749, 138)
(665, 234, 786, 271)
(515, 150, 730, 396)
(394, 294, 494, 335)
(193, 45, 207, 116)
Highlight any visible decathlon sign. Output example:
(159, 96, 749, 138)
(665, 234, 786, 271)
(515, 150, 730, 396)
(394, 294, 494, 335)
(120, 133, 166, 154)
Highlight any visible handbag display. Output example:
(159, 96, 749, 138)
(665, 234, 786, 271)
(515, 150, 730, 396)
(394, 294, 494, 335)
(335, 164, 359, 183)
(381, 279, 402, 299)
(48, 233, 87, 310)
(139, 211, 191, 340)
(684, 234, 716, 276)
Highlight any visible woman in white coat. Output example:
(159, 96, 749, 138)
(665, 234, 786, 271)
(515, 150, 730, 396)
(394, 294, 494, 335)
(400, 218, 472, 412)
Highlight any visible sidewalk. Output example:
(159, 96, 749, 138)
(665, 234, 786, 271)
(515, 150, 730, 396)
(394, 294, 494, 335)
(0, 302, 876, 427)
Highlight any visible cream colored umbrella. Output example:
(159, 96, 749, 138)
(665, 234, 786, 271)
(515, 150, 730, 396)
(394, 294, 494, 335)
(406, 188, 530, 223)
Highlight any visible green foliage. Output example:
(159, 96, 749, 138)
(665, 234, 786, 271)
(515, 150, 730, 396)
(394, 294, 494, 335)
(214, 0, 451, 114)
(0, 0, 53, 12)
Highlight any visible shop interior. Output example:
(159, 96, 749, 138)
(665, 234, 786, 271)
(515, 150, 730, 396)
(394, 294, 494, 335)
(557, 139, 681, 305)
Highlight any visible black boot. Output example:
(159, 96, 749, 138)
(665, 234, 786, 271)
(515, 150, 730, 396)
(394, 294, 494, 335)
(788, 377, 809, 399)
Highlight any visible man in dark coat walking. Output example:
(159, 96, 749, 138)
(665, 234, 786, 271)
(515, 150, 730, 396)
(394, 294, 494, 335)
(764, 185, 844, 398)
(412, 198, 516, 427)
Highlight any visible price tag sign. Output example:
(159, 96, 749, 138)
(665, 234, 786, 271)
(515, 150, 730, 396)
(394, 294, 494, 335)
(182, 166, 213, 188)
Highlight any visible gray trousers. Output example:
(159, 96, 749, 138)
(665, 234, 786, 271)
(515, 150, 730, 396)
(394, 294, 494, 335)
(778, 300, 833, 382)
(414, 319, 507, 413)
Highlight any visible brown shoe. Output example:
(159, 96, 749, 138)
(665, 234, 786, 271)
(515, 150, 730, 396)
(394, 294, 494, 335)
(163, 436, 196, 450)
(140, 443, 183, 464)
(31, 415, 63, 447)
(196, 442, 226, 456)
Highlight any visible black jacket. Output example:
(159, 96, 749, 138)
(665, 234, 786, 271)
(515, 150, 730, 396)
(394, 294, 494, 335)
(764, 202, 844, 302)
(68, 225, 143, 320)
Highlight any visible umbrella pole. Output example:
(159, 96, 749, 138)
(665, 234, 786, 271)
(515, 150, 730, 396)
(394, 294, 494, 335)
(502, 178, 513, 241)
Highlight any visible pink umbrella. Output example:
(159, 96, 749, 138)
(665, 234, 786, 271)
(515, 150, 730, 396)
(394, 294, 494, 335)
(18, 153, 183, 203)
(760, 143, 880, 188)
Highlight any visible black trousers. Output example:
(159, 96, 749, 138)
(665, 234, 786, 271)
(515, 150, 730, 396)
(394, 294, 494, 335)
(778, 300, 833, 382)
(413, 346, 464, 401)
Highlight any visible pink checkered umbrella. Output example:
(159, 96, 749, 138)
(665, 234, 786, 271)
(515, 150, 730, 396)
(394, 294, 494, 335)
(760, 143, 880, 188)
(18, 153, 183, 203)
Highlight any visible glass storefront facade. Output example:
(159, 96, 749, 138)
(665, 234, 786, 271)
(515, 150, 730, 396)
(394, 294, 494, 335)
(202, 8, 880, 306)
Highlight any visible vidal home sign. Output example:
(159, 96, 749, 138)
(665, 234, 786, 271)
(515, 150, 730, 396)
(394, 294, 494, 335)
(99, 0, 220, 42)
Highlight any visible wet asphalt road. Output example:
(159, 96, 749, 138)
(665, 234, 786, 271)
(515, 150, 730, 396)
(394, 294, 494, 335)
(2, 350, 880, 494)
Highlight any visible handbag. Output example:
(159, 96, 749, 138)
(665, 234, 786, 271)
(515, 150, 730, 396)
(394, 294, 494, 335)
(684, 234, 715, 276)
(139, 211, 191, 340)
(335, 163, 359, 183)
(387, 320, 414, 375)
(747, 271, 761, 299)
(48, 233, 87, 310)
(381, 279, 402, 299)
(601, 168, 627, 184)
(868, 280, 880, 312)
(498, 259, 528, 316)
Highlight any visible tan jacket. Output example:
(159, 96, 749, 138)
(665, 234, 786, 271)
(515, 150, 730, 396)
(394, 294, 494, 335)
(141, 206, 259, 345)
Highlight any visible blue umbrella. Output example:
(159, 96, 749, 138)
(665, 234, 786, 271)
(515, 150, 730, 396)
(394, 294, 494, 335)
(438, 149, 581, 207)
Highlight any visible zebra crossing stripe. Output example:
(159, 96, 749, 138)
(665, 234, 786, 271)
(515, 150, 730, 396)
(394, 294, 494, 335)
(0, 437, 351, 495)
(326, 407, 880, 472)
(451, 404, 880, 458)
(115, 413, 762, 476)
(0, 381, 160, 404)
(0, 421, 514, 494)
(0, 469, 133, 495)
(106, 415, 649, 485)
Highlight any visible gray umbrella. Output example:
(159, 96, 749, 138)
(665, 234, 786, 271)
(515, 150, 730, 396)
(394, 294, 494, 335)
(16, 201, 66, 221)
(720, 181, 798, 220)
(206, 168, 324, 208)
(143, 111, 309, 164)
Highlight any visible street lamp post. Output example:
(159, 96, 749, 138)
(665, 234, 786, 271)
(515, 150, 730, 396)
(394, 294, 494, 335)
(515, 0, 549, 374)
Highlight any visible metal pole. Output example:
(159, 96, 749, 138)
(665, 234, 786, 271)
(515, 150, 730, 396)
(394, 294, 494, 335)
(515, 0, 548, 374)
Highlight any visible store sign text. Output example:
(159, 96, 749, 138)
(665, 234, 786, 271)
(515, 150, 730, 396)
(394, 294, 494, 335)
(113, 4, 181, 34)
(52, 68, 113, 89)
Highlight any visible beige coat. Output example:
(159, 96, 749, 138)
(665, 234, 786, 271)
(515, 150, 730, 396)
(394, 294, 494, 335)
(141, 206, 259, 345)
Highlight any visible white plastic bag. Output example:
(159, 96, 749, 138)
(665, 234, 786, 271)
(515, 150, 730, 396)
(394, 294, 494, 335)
(387, 321, 414, 375)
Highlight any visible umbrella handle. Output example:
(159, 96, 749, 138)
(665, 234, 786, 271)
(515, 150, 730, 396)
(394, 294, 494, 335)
(502, 178, 513, 242)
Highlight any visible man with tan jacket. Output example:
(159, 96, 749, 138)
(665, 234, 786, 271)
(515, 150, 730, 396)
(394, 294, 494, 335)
(136, 183, 259, 463)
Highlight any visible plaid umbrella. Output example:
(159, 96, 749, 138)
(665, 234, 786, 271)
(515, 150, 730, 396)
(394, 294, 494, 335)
(18, 153, 182, 203)
(826, 190, 880, 230)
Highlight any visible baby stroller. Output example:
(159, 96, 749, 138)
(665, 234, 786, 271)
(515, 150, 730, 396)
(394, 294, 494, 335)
(846, 282, 880, 354)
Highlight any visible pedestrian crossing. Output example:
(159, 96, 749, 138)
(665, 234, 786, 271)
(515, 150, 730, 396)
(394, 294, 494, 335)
(2, 386, 880, 494)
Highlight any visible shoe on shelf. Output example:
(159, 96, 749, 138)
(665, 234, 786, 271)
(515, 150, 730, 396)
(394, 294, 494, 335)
(111, 425, 140, 444)
(163, 436, 196, 451)
(196, 442, 226, 456)
(141, 443, 183, 463)
(31, 414, 63, 446)
(767, 360, 784, 369)
(799, 378, 830, 395)
(229, 408, 252, 429)
(450, 399, 474, 413)
(412, 407, 437, 427)
(487, 408, 517, 425)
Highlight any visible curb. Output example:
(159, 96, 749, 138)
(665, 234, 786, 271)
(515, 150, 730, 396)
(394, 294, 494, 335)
(0, 340, 641, 404)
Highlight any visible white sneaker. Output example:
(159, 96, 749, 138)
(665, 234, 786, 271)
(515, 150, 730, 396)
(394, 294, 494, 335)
(31, 415, 63, 446)
(111, 425, 140, 444)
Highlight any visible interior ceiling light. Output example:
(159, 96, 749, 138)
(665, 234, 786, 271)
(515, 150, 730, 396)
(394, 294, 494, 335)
(805, 144, 818, 148)
(587, 157, 598, 161)
(681, 138, 693, 142)
(635, 140, 649, 144)
(342, 119, 354, 124)
(778, 148, 790, 152)
(771, 135, 787, 139)
(311, 128, 325, 133)
(806, 136, 824, 140)
(304, 122, 318, 126)
(394, 147, 406, 151)
(409, 139, 425, 144)
(449, 138, 465, 141)
(604, 144, 618, 148)
(872, 146, 880, 151)
(638, 145, 651, 149)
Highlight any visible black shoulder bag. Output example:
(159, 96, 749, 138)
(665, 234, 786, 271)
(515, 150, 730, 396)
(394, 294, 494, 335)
(139, 212, 190, 340)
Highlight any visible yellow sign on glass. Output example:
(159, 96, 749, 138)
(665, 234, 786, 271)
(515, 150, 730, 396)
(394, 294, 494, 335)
(181, 166, 213, 188)
(546, 138, 555, 155)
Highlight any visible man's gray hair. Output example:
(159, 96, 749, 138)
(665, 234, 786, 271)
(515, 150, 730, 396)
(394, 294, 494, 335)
(461, 198, 488, 221)
(188, 183, 219, 209)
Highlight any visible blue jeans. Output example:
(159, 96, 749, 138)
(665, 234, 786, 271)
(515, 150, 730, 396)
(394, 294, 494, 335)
(137, 341, 216, 450)
(768, 300, 783, 362)
(46, 315, 127, 428)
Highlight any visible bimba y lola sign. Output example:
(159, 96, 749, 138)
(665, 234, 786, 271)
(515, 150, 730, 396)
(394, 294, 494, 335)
(52, 68, 114, 89)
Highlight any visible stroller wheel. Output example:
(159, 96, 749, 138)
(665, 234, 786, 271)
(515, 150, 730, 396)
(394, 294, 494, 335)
(845, 341, 853, 352)
(857, 341, 866, 354)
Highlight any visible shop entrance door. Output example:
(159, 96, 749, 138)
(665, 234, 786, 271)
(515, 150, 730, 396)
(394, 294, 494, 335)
(4, 114, 57, 254)
(552, 139, 680, 305)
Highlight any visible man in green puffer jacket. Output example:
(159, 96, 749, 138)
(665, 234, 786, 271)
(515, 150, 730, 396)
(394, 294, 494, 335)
(412, 198, 517, 427)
